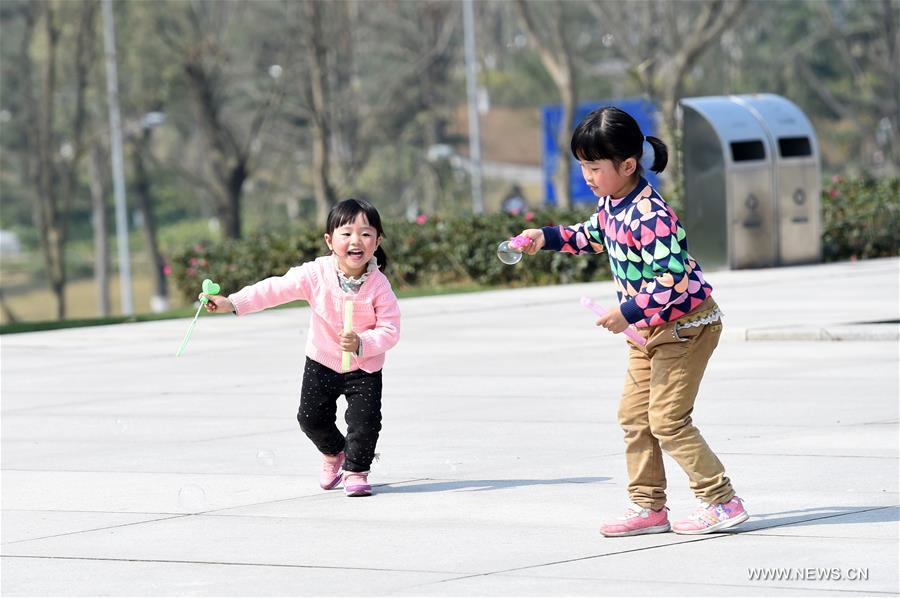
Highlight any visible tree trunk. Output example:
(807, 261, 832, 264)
(34, 1, 65, 319)
(882, 0, 899, 169)
(183, 52, 246, 239)
(89, 145, 111, 317)
(515, 0, 576, 208)
(0, 288, 18, 324)
(132, 127, 168, 310)
(658, 88, 679, 185)
(554, 66, 576, 210)
(29, 0, 95, 320)
(180, 3, 280, 239)
(304, 0, 337, 223)
(661, 0, 749, 187)
(224, 161, 246, 239)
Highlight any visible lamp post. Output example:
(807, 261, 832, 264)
(101, 0, 133, 315)
(463, 0, 484, 214)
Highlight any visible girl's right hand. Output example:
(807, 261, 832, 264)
(517, 229, 545, 255)
(199, 293, 234, 313)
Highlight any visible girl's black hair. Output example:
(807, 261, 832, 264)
(570, 106, 668, 175)
(325, 198, 388, 272)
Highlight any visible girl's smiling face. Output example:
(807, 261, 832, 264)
(324, 212, 382, 277)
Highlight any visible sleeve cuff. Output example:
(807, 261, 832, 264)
(541, 226, 563, 251)
(227, 293, 245, 316)
(619, 299, 645, 324)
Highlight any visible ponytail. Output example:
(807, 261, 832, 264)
(643, 135, 668, 174)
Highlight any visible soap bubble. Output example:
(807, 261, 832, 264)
(256, 449, 276, 467)
(177, 485, 208, 512)
(497, 240, 524, 265)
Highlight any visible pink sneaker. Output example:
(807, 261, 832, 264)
(672, 496, 749, 535)
(344, 471, 372, 497)
(319, 452, 344, 490)
(600, 503, 671, 537)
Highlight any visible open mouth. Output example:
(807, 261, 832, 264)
(347, 250, 364, 259)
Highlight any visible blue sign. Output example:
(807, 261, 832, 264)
(542, 98, 658, 205)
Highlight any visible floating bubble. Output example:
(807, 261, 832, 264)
(371, 453, 390, 476)
(256, 449, 276, 467)
(177, 485, 208, 512)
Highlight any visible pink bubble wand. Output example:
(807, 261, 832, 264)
(509, 235, 532, 250)
(580, 296, 647, 346)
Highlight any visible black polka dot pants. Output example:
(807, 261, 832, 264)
(297, 357, 383, 472)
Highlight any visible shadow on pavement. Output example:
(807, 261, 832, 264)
(378, 476, 612, 494)
(735, 505, 899, 532)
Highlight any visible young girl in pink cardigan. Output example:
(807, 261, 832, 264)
(201, 198, 401, 497)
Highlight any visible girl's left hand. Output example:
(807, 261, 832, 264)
(339, 330, 360, 353)
(595, 306, 629, 334)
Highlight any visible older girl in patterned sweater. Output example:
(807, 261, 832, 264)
(517, 107, 749, 536)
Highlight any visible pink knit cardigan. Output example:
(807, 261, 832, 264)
(228, 255, 400, 373)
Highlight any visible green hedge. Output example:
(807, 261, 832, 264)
(169, 207, 612, 300)
(822, 176, 899, 262)
(170, 177, 899, 301)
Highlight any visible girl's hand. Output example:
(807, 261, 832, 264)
(339, 330, 360, 353)
(595, 305, 629, 334)
(200, 294, 234, 314)
(517, 228, 545, 255)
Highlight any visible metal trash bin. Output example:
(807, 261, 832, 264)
(732, 94, 822, 265)
(680, 96, 777, 269)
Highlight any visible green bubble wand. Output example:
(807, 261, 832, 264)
(176, 278, 220, 357)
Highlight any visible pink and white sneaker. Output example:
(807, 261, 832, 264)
(672, 496, 749, 535)
(319, 452, 344, 490)
(344, 471, 372, 497)
(600, 503, 671, 537)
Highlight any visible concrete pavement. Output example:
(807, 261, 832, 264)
(2, 257, 898, 596)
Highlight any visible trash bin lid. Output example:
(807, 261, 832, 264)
(680, 96, 771, 144)
(731, 94, 818, 159)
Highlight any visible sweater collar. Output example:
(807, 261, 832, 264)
(608, 177, 649, 213)
(336, 256, 379, 293)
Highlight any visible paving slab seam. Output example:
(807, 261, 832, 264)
(0, 515, 187, 546)
(412, 535, 722, 589)
(416, 507, 897, 589)
(746, 532, 896, 541)
(0, 554, 465, 576)
(480, 572, 893, 596)
(718, 452, 899, 460)
(1, 467, 342, 479)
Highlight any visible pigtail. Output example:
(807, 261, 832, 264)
(645, 135, 668, 174)
(375, 246, 388, 272)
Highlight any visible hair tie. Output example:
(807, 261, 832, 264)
(640, 138, 655, 170)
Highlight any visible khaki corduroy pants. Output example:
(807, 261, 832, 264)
(617, 298, 735, 511)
